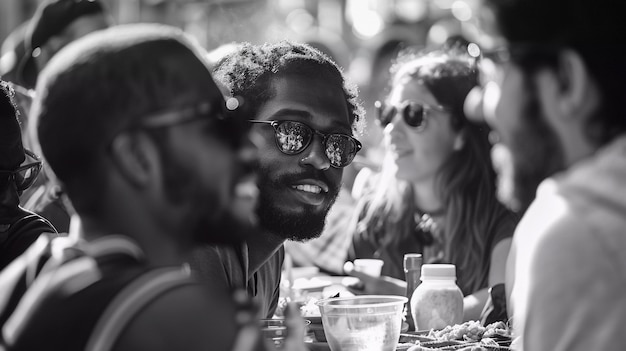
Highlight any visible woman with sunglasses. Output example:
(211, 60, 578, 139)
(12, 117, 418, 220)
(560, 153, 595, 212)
(345, 40, 519, 322)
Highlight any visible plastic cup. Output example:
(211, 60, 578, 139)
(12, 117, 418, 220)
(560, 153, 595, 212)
(316, 295, 407, 351)
(353, 259, 384, 277)
(259, 318, 310, 349)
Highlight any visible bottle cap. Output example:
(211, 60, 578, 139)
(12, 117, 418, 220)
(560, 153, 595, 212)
(420, 264, 457, 281)
(403, 253, 422, 271)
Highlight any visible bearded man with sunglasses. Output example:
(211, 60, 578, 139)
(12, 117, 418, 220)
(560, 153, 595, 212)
(190, 41, 364, 318)
(464, 0, 626, 350)
(0, 25, 311, 351)
(0, 81, 56, 271)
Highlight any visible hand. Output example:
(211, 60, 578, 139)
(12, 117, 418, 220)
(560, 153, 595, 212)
(278, 302, 308, 351)
(343, 261, 406, 296)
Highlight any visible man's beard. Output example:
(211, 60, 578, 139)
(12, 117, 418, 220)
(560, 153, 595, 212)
(159, 145, 256, 246)
(498, 76, 566, 214)
(256, 165, 340, 241)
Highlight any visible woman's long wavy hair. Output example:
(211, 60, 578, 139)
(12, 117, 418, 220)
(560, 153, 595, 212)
(354, 41, 511, 295)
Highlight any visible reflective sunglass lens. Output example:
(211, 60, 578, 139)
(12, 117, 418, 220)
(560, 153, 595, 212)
(325, 135, 357, 168)
(403, 103, 425, 128)
(275, 121, 311, 154)
(15, 164, 41, 191)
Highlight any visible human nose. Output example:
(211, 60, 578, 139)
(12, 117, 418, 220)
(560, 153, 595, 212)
(385, 114, 405, 140)
(299, 134, 331, 170)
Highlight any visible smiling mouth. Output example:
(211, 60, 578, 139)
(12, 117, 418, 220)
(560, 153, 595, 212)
(393, 149, 413, 158)
(288, 180, 329, 207)
(292, 184, 324, 194)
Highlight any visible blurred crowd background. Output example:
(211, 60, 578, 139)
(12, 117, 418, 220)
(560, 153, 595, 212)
(0, 0, 484, 161)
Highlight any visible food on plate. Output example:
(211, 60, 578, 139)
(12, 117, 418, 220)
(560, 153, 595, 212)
(300, 297, 322, 317)
(427, 320, 511, 343)
(399, 320, 512, 350)
(429, 320, 485, 342)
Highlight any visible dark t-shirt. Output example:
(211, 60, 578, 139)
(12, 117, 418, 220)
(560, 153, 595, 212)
(350, 210, 517, 296)
(189, 242, 284, 319)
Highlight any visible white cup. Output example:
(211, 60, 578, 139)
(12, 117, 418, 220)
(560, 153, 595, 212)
(353, 259, 384, 277)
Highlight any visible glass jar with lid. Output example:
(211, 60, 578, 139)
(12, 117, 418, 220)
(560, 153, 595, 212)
(410, 264, 463, 330)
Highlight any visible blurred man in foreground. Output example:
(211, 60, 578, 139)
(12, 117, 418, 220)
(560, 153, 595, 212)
(465, 0, 626, 349)
(191, 41, 364, 317)
(0, 24, 308, 351)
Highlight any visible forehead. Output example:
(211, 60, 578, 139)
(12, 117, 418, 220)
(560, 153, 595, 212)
(389, 77, 439, 107)
(257, 74, 351, 131)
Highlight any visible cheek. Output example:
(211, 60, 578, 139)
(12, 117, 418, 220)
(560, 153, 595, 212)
(491, 70, 527, 142)
(256, 130, 287, 166)
(407, 130, 455, 163)
(200, 152, 236, 201)
(257, 149, 285, 180)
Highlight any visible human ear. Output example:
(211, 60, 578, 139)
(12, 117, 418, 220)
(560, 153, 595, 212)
(109, 132, 159, 187)
(556, 50, 598, 118)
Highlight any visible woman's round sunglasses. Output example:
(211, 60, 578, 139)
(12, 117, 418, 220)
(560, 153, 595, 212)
(375, 100, 450, 131)
(0, 149, 43, 192)
(249, 120, 362, 168)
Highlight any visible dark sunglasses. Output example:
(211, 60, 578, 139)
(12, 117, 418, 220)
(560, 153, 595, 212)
(126, 97, 248, 148)
(249, 120, 362, 168)
(0, 149, 43, 192)
(375, 100, 450, 131)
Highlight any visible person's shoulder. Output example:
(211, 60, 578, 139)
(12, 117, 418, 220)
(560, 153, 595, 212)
(188, 244, 244, 286)
(9, 208, 58, 236)
(516, 187, 621, 275)
(491, 206, 519, 237)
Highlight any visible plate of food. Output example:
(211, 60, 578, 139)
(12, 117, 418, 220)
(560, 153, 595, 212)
(397, 321, 512, 350)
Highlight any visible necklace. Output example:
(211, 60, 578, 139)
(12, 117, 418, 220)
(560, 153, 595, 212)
(415, 212, 440, 234)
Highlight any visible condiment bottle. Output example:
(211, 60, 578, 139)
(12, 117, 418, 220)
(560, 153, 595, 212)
(410, 264, 463, 330)
(403, 253, 422, 331)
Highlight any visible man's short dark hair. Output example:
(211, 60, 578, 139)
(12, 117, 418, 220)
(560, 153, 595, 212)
(0, 81, 25, 170)
(30, 24, 219, 215)
(212, 41, 364, 134)
(484, 0, 626, 144)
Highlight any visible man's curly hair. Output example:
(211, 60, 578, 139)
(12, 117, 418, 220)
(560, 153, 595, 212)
(212, 41, 364, 134)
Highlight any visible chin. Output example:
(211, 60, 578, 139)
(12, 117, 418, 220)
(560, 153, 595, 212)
(257, 203, 328, 242)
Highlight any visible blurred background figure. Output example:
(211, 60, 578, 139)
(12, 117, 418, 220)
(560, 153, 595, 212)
(0, 80, 56, 271)
(345, 38, 518, 321)
(0, 22, 35, 87)
(3, 0, 114, 235)
(1, 0, 487, 158)
(18, 0, 113, 88)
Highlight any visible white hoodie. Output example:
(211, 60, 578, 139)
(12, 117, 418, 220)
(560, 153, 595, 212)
(509, 134, 626, 351)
